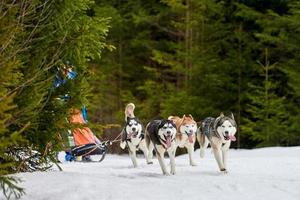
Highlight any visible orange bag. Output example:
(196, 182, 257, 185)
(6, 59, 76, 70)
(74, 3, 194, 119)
(69, 109, 97, 145)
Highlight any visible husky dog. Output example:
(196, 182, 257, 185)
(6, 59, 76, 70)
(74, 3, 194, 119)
(120, 103, 152, 167)
(168, 115, 197, 166)
(145, 119, 177, 175)
(197, 113, 237, 173)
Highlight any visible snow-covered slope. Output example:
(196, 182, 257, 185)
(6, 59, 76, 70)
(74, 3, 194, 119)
(7, 147, 300, 200)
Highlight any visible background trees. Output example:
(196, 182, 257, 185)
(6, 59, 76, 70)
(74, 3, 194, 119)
(89, 0, 300, 149)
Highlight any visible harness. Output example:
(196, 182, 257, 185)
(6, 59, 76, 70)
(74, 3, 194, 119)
(201, 117, 222, 139)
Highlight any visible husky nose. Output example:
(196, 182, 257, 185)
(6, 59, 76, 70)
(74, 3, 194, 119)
(225, 131, 229, 135)
(166, 131, 171, 135)
(132, 127, 136, 131)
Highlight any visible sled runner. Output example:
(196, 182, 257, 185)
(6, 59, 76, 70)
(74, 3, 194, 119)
(65, 141, 111, 162)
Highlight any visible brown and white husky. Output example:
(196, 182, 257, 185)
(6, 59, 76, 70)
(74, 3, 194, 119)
(168, 114, 197, 166)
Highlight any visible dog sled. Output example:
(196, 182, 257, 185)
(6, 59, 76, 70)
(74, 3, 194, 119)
(50, 64, 112, 163)
(64, 108, 111, 162)
(65, 141, 111, 162)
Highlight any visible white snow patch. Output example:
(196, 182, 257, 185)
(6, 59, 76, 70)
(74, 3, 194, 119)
(3, 147, 300, 200)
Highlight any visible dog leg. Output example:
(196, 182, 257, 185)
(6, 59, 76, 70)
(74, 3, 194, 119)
(156, 145, 169, 175)
(167, 146, 176, 175)
(148, 141, 154, 161)
(169, 145, 177, 166)
(120, 129, 127, 149)
(186, 144, 197, 166)
(211, 138, 225, 171)
(128, 146, 138, 168)
(222, 142, 230, 171)
(173, 145, 178, 158)
(200, 136, 209, 158)
(139, 140, 153, 164)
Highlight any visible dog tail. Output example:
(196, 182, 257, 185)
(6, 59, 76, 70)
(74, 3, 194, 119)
(167, 116, 174, 120)
(125, 103, 135, 121)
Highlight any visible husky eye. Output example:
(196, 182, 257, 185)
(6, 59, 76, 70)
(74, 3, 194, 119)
(134, 123, 138, 125)
(222, 125, 225, 128)
(229, 125, 232, 128)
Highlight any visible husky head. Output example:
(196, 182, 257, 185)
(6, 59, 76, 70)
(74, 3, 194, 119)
(179, 114, 197, 143)
(216, 113, 237, 141)
(125, 117, 142, 139)
(158, 120, 177, 149)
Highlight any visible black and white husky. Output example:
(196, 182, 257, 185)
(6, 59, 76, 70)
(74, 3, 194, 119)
(120, 103, 151, 167)
(145, 120, 177, 175)
(197, 113, 237, 173)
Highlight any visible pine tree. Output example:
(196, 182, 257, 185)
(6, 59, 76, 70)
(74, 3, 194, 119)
(0, 1, 28, 198)
(242, 49, 289, 146)
(1, 0, 110, 198)
(11, 0, 109, 151)
(279, 0, 300, 145)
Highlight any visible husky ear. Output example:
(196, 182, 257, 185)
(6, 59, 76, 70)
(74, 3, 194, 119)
(182, 114, 186, 119)
(188, 114, 194, 120)
(220, 112, 224, 117)
(158, 120, 165, 128)
(170, 120, 176, 128)
(230, 112, 235, 120)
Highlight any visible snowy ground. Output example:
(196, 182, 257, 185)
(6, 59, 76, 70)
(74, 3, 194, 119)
(5, 147, 300, 200)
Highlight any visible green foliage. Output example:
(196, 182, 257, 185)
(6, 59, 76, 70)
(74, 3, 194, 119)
(242, 51, 290, 146)
(13, 0, 110, 152)
(0, 176, 25, 200)
(1, 0, 109, 198)
(0, 1, 29, 199)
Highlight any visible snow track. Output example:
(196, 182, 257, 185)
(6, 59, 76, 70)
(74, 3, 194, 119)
(6, 147, 300, 200)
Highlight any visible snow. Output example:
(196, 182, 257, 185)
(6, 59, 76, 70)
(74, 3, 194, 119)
(4, 147, 300, 200)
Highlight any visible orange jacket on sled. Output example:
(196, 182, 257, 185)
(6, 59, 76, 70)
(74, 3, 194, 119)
(69, 109, 99, 146)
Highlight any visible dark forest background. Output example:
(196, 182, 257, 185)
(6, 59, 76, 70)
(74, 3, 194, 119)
(89, 0, 300, 149)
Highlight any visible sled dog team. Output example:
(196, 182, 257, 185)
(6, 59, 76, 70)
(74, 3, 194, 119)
(120, 103, 237, 175)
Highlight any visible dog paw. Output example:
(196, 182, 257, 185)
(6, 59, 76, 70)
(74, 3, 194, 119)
(120, 142, 126, 149)
(171, 171, 176, 175)
(190, 162, 197, 166)
(147, 161, 153, 165)
(163, 172, 171, 176)
(220, 168, 228, 174)
(200, 152, 205, 158)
